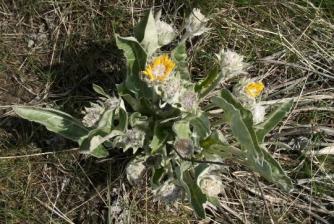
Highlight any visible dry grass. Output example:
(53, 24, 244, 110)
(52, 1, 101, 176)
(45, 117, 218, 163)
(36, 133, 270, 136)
(0, 0, 334, 223)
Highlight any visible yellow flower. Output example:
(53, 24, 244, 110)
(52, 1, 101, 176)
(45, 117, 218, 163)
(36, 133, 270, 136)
(143, 54, 175, 81)
(244, 81, 265, 98)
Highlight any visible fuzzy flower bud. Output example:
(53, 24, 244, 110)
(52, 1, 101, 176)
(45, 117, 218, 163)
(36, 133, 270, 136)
(174, 138, 194, 158)
(155, 19, 176, 46)
(185, 8, 209, 37)
(216, 49, 247, 79)
(251, 104, 266, 124)
(82, 103, 104, 127)
(82, 97, 119, 128)
(179, 90, 198, 112)
(154, 180, 183, 203)
(199, 175, 224, 197)
(160, 77, 182, 105)
(113, 128, 145, 153)
(126, 157, 146, 185)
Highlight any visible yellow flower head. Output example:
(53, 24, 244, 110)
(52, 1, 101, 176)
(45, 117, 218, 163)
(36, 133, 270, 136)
(143, 54, 176, 81)
(244, 81, 265, 98)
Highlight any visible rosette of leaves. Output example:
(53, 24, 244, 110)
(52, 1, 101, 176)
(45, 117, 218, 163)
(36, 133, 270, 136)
(13, 8, 294, 219)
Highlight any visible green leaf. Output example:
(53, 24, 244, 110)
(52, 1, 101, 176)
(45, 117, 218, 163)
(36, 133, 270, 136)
(80, 129, 123, 158)
(219, 89, 253, 127)
(150, 122, 169, 154)
(116, 107, 128, 132)
(173, 161, 206, 218)
(195, 65, 221, 99)
(115, 35, 150, 97)
(200, 130, 241, 160)
(173, 120, 191, 139)
(96, 109, 115, 133)
(115, 36, 147, 71)
(172, 43, 190, 80)
(134, 8, 159, 56)
(183, 170, 207, 219)
(255, 100, 293, 143)
(92, 84, 110, 98)
(13, 106, 89, 143)
(190, 112, 211, 140)
(118, 89, 152, 114)
(212, 93, 292, 191)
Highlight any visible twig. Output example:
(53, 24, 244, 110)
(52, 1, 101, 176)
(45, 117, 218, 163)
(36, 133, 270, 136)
(0, 148, 78, 160)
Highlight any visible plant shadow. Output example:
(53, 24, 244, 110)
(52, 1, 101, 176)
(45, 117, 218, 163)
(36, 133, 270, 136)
(0, 40, 125, 153)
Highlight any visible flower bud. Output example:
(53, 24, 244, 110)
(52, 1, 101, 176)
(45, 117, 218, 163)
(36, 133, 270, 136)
(82, 103, 104, 127)
(126, 157, 146, 185)
(155, 20, 176, 46)
(154, 180, 183, 203)
(216, 49, 247, 79)
(174, 138, 194, 158)
(179, 90, 198, 112)
(199, 175, 224, 197)
(251, 104, 266, 124)
(82, 97, 119, 128)
(113, 128, 145, 153)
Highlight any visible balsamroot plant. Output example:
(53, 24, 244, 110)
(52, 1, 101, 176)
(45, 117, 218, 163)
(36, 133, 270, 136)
(14, 8, 293, 218)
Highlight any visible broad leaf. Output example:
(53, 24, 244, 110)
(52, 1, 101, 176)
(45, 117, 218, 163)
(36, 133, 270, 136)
(80, 129, 122, 158)
(116, 107, 128, 132)
(150, 122, 169, 154)
(13, 106, 89, 143)
(173, 120, 191, 139)
(172, 43, 190, 80)
(134, 9, 159, 56)
(118, 88, 152, 114)
(200, 130, 241, 160)
(190, 112, 211, 141)
(115, 35, 152, 97)
(255, 100, 293, 143)
(96, 109, 115, 133)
